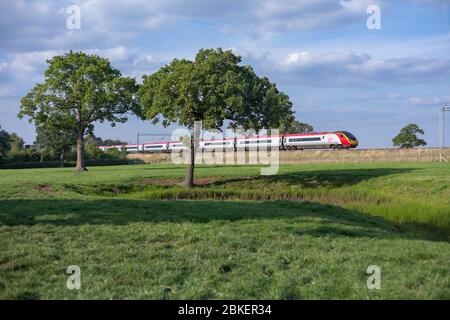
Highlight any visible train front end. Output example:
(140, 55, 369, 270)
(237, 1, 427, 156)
(335, 131, 358, 148)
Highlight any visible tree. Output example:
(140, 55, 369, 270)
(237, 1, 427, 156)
(35, 125, 77, 167)
(95, 137, 128, 146)
(0, 126, 11, 161)
(227, 65, 294, 134)
(393, 123, 427, 148)
(138, 48, 294, 187)
(8, 133, 25, 152)
(280, 120, 314, 134)
(19, 51, 139, 171)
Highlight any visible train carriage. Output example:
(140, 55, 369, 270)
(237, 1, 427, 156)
(235, 135, 283, 151)
(201, 138, 235, 151)
(284, 132, 328, 150)
(123, 144, 141, 153)
(167, 141, 187, 152)
(142, 142, 169, 153)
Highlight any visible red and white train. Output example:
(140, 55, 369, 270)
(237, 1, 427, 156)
(99, 131, 358, 153)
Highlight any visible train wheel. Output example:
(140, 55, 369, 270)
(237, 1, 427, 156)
(336, 144, 343, 150)
(330, 144, 335, 149)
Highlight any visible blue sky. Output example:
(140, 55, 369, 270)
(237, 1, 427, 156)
(0, 0, 449, 148)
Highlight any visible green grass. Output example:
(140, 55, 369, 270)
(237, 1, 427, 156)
(0, 162, 449, 299)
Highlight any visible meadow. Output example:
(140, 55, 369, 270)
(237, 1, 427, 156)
(0, 162, 449, 299)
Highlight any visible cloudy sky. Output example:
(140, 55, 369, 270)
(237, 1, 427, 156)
(0, 0, 449, 148)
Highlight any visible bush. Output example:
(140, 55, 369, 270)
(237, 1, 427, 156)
(6, 148, 41, 163)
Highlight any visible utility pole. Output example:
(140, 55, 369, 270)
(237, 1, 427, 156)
(439, 103, 450, 162)
(137, 133, 140, 153)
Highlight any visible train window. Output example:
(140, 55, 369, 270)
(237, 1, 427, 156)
(239, 139, 272, 144)
(205, 141, 228, 146)
(145, 145, 163, 149)
(289, 137, 321, 142)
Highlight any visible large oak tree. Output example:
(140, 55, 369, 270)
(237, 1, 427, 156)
(138, 48, 294, 187)
(19, 51, 139, 171)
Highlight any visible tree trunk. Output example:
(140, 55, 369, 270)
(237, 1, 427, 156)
(59, 149, 65, 168)
(184, 137, 195, 187)
(75, 131, 87, 171)
(184, 123, 201, 187)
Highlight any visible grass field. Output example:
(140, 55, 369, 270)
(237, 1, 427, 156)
(0, 162, 449, 299)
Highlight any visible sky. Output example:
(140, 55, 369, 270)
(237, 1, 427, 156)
(0, 0, 449, 148)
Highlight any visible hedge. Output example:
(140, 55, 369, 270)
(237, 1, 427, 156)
(0, 159, 143, 169)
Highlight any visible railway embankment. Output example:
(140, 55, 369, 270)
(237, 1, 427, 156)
(127, 147, 450, 164)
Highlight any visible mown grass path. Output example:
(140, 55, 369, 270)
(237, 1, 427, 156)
(0, 163, 449, 299)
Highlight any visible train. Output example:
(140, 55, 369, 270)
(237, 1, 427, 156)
(98, 131, 358, 153)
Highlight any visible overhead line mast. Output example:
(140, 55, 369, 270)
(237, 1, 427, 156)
(439, 103, 450, 162)
(136, 133, 172, 153)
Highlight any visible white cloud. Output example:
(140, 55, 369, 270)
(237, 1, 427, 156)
(281, 51, 370, 67)
(9, 50, 61, 76)
(87, 46, 130, 62)
(0, 0, 384, 53)
(408, 96, 450, 106)
(253, 0, 376, 32)
(0, 86, 16, 98)
(0, 46, 168, 103)
(276, 51, 450, 85)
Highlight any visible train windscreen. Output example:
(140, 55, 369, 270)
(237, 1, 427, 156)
(340, 131, 357, 141)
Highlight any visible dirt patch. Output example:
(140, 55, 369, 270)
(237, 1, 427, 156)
(194, 177, 225, 185)
(35, 184, 59, 195)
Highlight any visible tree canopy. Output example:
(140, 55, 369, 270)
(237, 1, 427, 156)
(35, 124, 78, 166)
(280, 120, 314, 134)
(8, 133, 25, 152)
(19, 51, 139, 171)
(393, 123, 427, 148)
(138, 48, 294, 186)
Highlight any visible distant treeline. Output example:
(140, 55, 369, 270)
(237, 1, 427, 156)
(0, 127, 135, 169)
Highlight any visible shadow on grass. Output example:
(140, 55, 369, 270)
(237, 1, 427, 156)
(61, 167, 415, 196)
(0, 198, 447, 242)
(207, 167, 414, 188)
